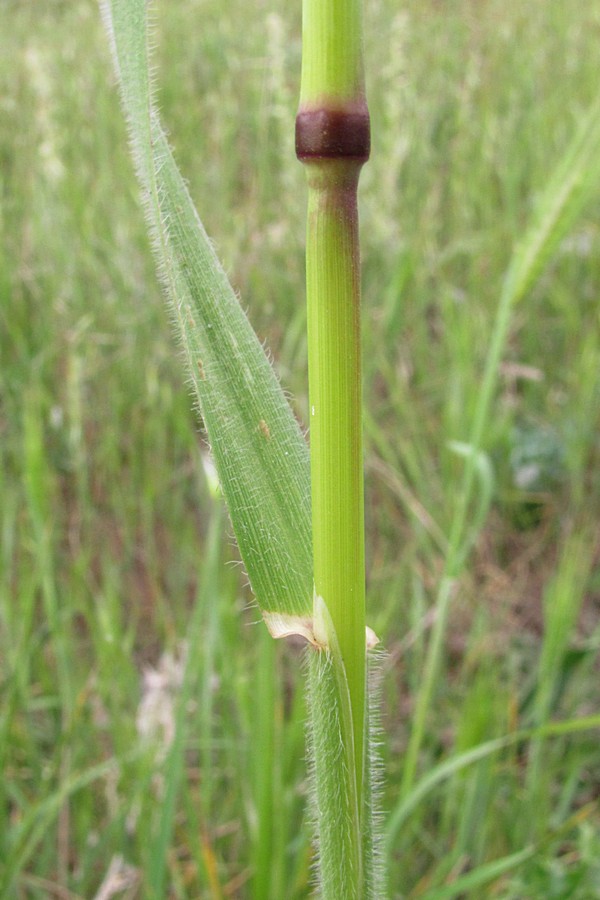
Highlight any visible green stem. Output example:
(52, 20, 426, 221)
(300, 0, 365, 106)
(297, 0, 373, 893)
(305, 159, 366, 795)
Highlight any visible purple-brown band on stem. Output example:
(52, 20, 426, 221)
(295, 107, 370, 163)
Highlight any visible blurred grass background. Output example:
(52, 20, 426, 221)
(1, 0, 600, 896)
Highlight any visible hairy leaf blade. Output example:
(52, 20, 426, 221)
(101, 0, 312, 621)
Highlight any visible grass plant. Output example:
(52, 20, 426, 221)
(102, 0, 380, 892)
(2, 0, 600, 896)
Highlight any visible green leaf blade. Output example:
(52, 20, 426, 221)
(101, 0, 313, 621)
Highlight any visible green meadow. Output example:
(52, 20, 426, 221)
(2, 0, 600, 896)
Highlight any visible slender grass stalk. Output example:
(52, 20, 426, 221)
(297, 0, 381, 895)
(304, 162, 367, 786)
(298, 0, 369, 791)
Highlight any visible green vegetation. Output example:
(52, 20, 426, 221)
(1, 0, 600, 897)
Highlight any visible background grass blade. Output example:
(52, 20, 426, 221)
(387, 714, 600, 851)
(0, 755, 133, 896)
(145, 497, 225, 898)
(421, 804, 597, 899)
(101, 0, 312, 625)
(421, 845, 536, 899)
(524, 526, 596, 840)
(400, 90, 600, 797)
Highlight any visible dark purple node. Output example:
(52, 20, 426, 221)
(295, 107, 370, 162)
